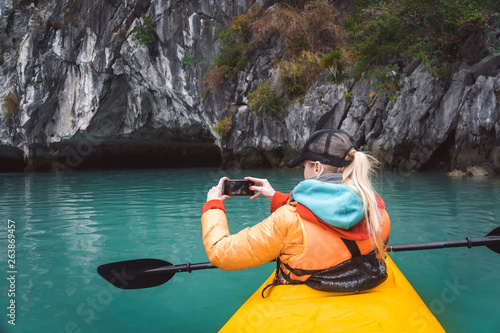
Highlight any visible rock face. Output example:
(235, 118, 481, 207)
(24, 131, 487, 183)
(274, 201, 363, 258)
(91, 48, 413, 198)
(0, 0, 250, 171)
(0, 0, 499, 172)
(492, 146, 500, 173)
(367, 54, 500, 171)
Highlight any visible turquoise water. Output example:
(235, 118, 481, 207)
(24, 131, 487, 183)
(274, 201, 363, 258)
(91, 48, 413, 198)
(0, 168, 499, 333)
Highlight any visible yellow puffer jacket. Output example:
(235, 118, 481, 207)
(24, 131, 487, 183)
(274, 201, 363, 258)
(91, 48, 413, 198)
(201, 197, 303, 270)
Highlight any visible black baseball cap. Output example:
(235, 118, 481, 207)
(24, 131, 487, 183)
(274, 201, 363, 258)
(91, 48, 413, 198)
(287, 129, 359, 168)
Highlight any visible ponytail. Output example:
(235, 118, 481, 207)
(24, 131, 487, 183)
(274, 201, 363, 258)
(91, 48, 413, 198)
(342, 150, 385, 264)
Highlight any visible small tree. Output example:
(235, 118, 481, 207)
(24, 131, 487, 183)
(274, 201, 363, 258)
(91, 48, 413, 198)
(131, 16, 156, 54)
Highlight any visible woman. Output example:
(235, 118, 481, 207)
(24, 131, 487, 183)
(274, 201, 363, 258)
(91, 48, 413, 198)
(201, 129, 390, 292)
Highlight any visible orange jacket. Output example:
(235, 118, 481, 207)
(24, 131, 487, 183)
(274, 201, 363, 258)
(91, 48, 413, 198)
(201, 198, 303, 270)
(201, 191, 390, 272)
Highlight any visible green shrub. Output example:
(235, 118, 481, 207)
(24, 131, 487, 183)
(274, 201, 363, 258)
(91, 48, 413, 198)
(229, 11, 254, 43)
(320, 49, 342, 68)
(25, 77, 34, 87)
(371, 65, 400, 94)
(346, 0, 500, 75)
(205, 6, 262, 85)
(279, 51, 321, 99)
(320, 49, 347, 84)
(247, 81, 282, 115)
(214, 117, 232, 139)
(212, 30, 249, 80)
(131, 16, 156, 52)
(180, 56, 204, 70)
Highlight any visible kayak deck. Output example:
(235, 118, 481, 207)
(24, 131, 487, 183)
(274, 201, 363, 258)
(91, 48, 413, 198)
(219, 256, 444, 332)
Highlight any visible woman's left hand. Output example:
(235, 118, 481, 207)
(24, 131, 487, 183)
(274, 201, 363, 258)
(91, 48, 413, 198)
(207, 177, 230, 202)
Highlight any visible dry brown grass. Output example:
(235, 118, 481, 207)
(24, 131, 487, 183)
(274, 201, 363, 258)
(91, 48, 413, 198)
(117, 27, 128, 41)
(203, 67, 227, 92)
(276, 0, 346, 56)
(247, 0, 347, 101)
(64, 13, 79, 27)
(251, 15, 273, 46)
(250, 0, 346, 58)
(51, 18, 63, 30)
(3, 93, 19, 121)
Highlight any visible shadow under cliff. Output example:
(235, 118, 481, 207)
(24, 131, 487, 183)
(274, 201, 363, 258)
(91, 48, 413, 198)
(22, 139, 222, 172)
(0, 145, 27, 172)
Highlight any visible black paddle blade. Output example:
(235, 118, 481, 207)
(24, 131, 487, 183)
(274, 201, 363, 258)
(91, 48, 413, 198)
(486, 227, 500, 254)
(97, 259, 175, 289)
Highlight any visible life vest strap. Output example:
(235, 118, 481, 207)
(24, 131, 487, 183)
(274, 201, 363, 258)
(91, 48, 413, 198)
(262, 259, 301, 298)
(340, 238, 361, 257)
(273, 237, 388, 293)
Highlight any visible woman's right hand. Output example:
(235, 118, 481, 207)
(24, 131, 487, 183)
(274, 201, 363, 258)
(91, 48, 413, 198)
(245, 176, 275, 201)
(206, 177, 230, 202)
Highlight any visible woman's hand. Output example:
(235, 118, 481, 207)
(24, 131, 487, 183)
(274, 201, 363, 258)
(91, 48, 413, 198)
(245, 176, 275, 201)
(207, 177, 230, 202)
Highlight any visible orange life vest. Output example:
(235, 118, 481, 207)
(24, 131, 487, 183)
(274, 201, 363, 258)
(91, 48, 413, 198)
(274, 197, 391, 292)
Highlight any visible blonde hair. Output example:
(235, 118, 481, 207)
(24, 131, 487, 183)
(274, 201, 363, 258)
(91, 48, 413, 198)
(343, 150, 385, 263)
(308, 131, 385, 263)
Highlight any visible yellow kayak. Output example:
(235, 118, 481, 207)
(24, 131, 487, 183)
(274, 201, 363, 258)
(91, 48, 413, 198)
(220, 256, 445, 332)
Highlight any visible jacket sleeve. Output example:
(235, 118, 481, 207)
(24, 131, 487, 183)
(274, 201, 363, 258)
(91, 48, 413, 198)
(201, 200, 290, 271)
(270, 191, 290, 212)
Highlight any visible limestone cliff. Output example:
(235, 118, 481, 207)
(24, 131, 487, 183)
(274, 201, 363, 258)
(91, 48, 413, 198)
(0, 0, 499, 172)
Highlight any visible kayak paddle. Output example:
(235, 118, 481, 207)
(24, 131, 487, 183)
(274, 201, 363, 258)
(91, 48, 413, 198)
(98, 227, 500, 290)
(387, 226, 500, 253)
(97, 259, 217, 289)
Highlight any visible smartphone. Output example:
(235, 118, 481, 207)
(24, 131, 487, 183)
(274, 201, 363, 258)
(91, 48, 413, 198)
(223, 180, 255, 196)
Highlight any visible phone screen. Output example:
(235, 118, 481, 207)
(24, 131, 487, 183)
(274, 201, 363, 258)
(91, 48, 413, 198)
(223, 180, 255, 196)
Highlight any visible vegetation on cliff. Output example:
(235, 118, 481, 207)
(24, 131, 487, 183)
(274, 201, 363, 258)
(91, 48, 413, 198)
(204, 0, 346, 104)
(131, 16, 156, 54)
(248, 81, 282, 115)
(204, 0, 500, 116)
(3, 93, 19, 122)
(348, 0, 500, 76)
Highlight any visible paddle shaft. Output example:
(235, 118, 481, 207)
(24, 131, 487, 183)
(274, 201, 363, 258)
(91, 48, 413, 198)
(144, 262, 217, 274)
(135, 236, 500, 274)
(388, 236, 500, 252)
(141, 236, 500, 275)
